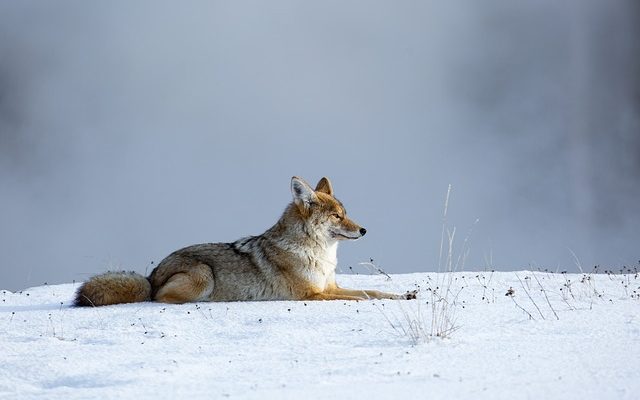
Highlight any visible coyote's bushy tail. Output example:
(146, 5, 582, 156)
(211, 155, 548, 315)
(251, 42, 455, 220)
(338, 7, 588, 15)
(74, 271, 151, 306)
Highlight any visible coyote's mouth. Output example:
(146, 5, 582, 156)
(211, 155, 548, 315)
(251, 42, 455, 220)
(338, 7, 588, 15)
(331, 232, 360, 240)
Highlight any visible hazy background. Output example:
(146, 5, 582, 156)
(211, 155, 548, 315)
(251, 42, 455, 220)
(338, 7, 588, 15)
(1, 1, 639, 291)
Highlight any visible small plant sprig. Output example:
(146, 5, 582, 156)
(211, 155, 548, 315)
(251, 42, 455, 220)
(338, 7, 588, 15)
(505, 286, 534, 320)
(515, 273, 545, 320)
(377, 185, 468, 344)
(357, 258, 392, 280)
(530, 272, 559, 320)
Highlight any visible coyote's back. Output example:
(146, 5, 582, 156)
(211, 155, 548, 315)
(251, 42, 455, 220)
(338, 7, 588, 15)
(74, 176, 414, 306)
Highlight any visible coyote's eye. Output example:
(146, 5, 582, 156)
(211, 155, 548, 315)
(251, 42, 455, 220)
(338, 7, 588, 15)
(332, 213, 342, 220)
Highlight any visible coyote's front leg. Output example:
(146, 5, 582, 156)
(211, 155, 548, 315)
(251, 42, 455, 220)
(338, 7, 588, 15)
(328, 286, 417, 300)
(305, 292, 366, 301)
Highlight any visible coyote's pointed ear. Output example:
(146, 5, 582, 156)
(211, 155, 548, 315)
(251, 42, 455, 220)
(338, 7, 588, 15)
(315, 177, 334, 197)
(291, 176, 318, 210)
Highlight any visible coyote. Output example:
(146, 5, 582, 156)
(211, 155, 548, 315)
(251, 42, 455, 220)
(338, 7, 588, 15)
(75, 176, 416, 306)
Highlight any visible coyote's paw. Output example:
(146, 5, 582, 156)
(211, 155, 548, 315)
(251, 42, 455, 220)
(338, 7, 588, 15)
(402, 290, 418, 300)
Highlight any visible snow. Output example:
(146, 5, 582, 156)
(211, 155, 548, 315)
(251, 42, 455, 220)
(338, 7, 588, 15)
(1, 271, 638, 399)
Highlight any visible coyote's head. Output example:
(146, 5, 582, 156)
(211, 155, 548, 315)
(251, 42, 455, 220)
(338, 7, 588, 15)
(290, 176, 366, 242)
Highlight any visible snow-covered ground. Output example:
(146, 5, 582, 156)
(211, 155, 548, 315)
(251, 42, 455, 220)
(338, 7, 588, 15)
(1, 271, 638, 399)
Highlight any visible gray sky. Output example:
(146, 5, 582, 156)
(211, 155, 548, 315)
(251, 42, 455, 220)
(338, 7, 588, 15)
(1, 1, 639, 291)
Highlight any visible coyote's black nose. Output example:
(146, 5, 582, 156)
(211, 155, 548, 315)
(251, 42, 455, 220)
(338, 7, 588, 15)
(359, 228, 367, 236)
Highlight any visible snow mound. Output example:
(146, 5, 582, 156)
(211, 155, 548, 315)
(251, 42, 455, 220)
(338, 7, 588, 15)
(1, 272, 638, 399)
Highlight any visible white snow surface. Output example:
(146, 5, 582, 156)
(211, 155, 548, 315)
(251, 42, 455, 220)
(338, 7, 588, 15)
(1, 271, 638, 399)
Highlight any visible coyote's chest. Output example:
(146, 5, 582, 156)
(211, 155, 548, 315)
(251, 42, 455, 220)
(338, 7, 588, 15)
(298, 242, 338, 290)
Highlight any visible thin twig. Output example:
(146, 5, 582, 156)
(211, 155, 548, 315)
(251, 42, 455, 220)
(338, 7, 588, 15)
(531, 272, 559, 320)
(509, 295, 535, 320)
(515, 273, 545, 320)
